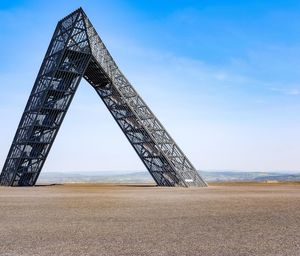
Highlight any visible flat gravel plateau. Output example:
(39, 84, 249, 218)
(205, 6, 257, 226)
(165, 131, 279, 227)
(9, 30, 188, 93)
(0, 183, 300, 256)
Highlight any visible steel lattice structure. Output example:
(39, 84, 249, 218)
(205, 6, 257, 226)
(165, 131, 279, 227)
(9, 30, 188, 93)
(0, 8, 207, 187)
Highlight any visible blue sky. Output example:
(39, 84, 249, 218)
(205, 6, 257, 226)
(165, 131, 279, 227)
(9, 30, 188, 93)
(0, 0, 300, 173)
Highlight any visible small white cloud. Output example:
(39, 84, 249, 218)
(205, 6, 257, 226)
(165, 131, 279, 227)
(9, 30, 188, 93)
(269, 86, 300, 96)
(286, 89, 300, 95)
(215, 72, 228, 81)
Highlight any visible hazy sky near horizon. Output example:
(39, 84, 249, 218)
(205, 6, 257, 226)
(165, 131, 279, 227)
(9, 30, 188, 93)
(0, 0, 300, 173)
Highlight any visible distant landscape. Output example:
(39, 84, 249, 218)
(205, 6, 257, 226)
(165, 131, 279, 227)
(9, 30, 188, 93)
(37, 170, 300, 184)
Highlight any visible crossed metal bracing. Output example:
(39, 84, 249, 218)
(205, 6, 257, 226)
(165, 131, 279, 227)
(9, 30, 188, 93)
(0, 8, 207, 187)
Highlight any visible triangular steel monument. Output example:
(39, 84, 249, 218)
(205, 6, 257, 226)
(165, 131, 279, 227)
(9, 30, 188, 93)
(0, 8, 207, 187)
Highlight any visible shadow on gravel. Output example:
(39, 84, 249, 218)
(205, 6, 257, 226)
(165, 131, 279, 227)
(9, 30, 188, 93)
(35, 184, 63, 187)
(116, 184, 157, 188)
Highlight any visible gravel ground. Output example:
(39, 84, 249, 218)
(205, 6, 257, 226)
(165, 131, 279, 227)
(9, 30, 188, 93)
(0, 183, 300, 256)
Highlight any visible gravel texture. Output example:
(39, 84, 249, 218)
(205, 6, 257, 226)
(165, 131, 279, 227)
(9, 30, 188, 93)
(0, 183, 300, 256)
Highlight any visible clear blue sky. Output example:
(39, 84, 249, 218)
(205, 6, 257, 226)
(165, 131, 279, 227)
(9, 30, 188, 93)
(0, 0, 300, 173)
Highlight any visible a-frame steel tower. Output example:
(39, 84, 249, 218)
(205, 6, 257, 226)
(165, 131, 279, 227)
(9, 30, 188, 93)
(0, 8, 207, 187)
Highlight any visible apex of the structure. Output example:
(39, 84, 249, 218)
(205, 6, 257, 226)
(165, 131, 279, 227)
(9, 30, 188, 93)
(77, 7, 87, 17)
(59, 7, 87, 23)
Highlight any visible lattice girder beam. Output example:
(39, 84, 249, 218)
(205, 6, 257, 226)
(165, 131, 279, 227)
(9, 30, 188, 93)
(0, 10, 91, 186)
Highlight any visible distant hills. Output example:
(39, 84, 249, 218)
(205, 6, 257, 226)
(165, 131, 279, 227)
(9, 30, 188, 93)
(202, 171, 300, 182)
(38, 171, 152, 184)
(37, 170, 300, 184)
